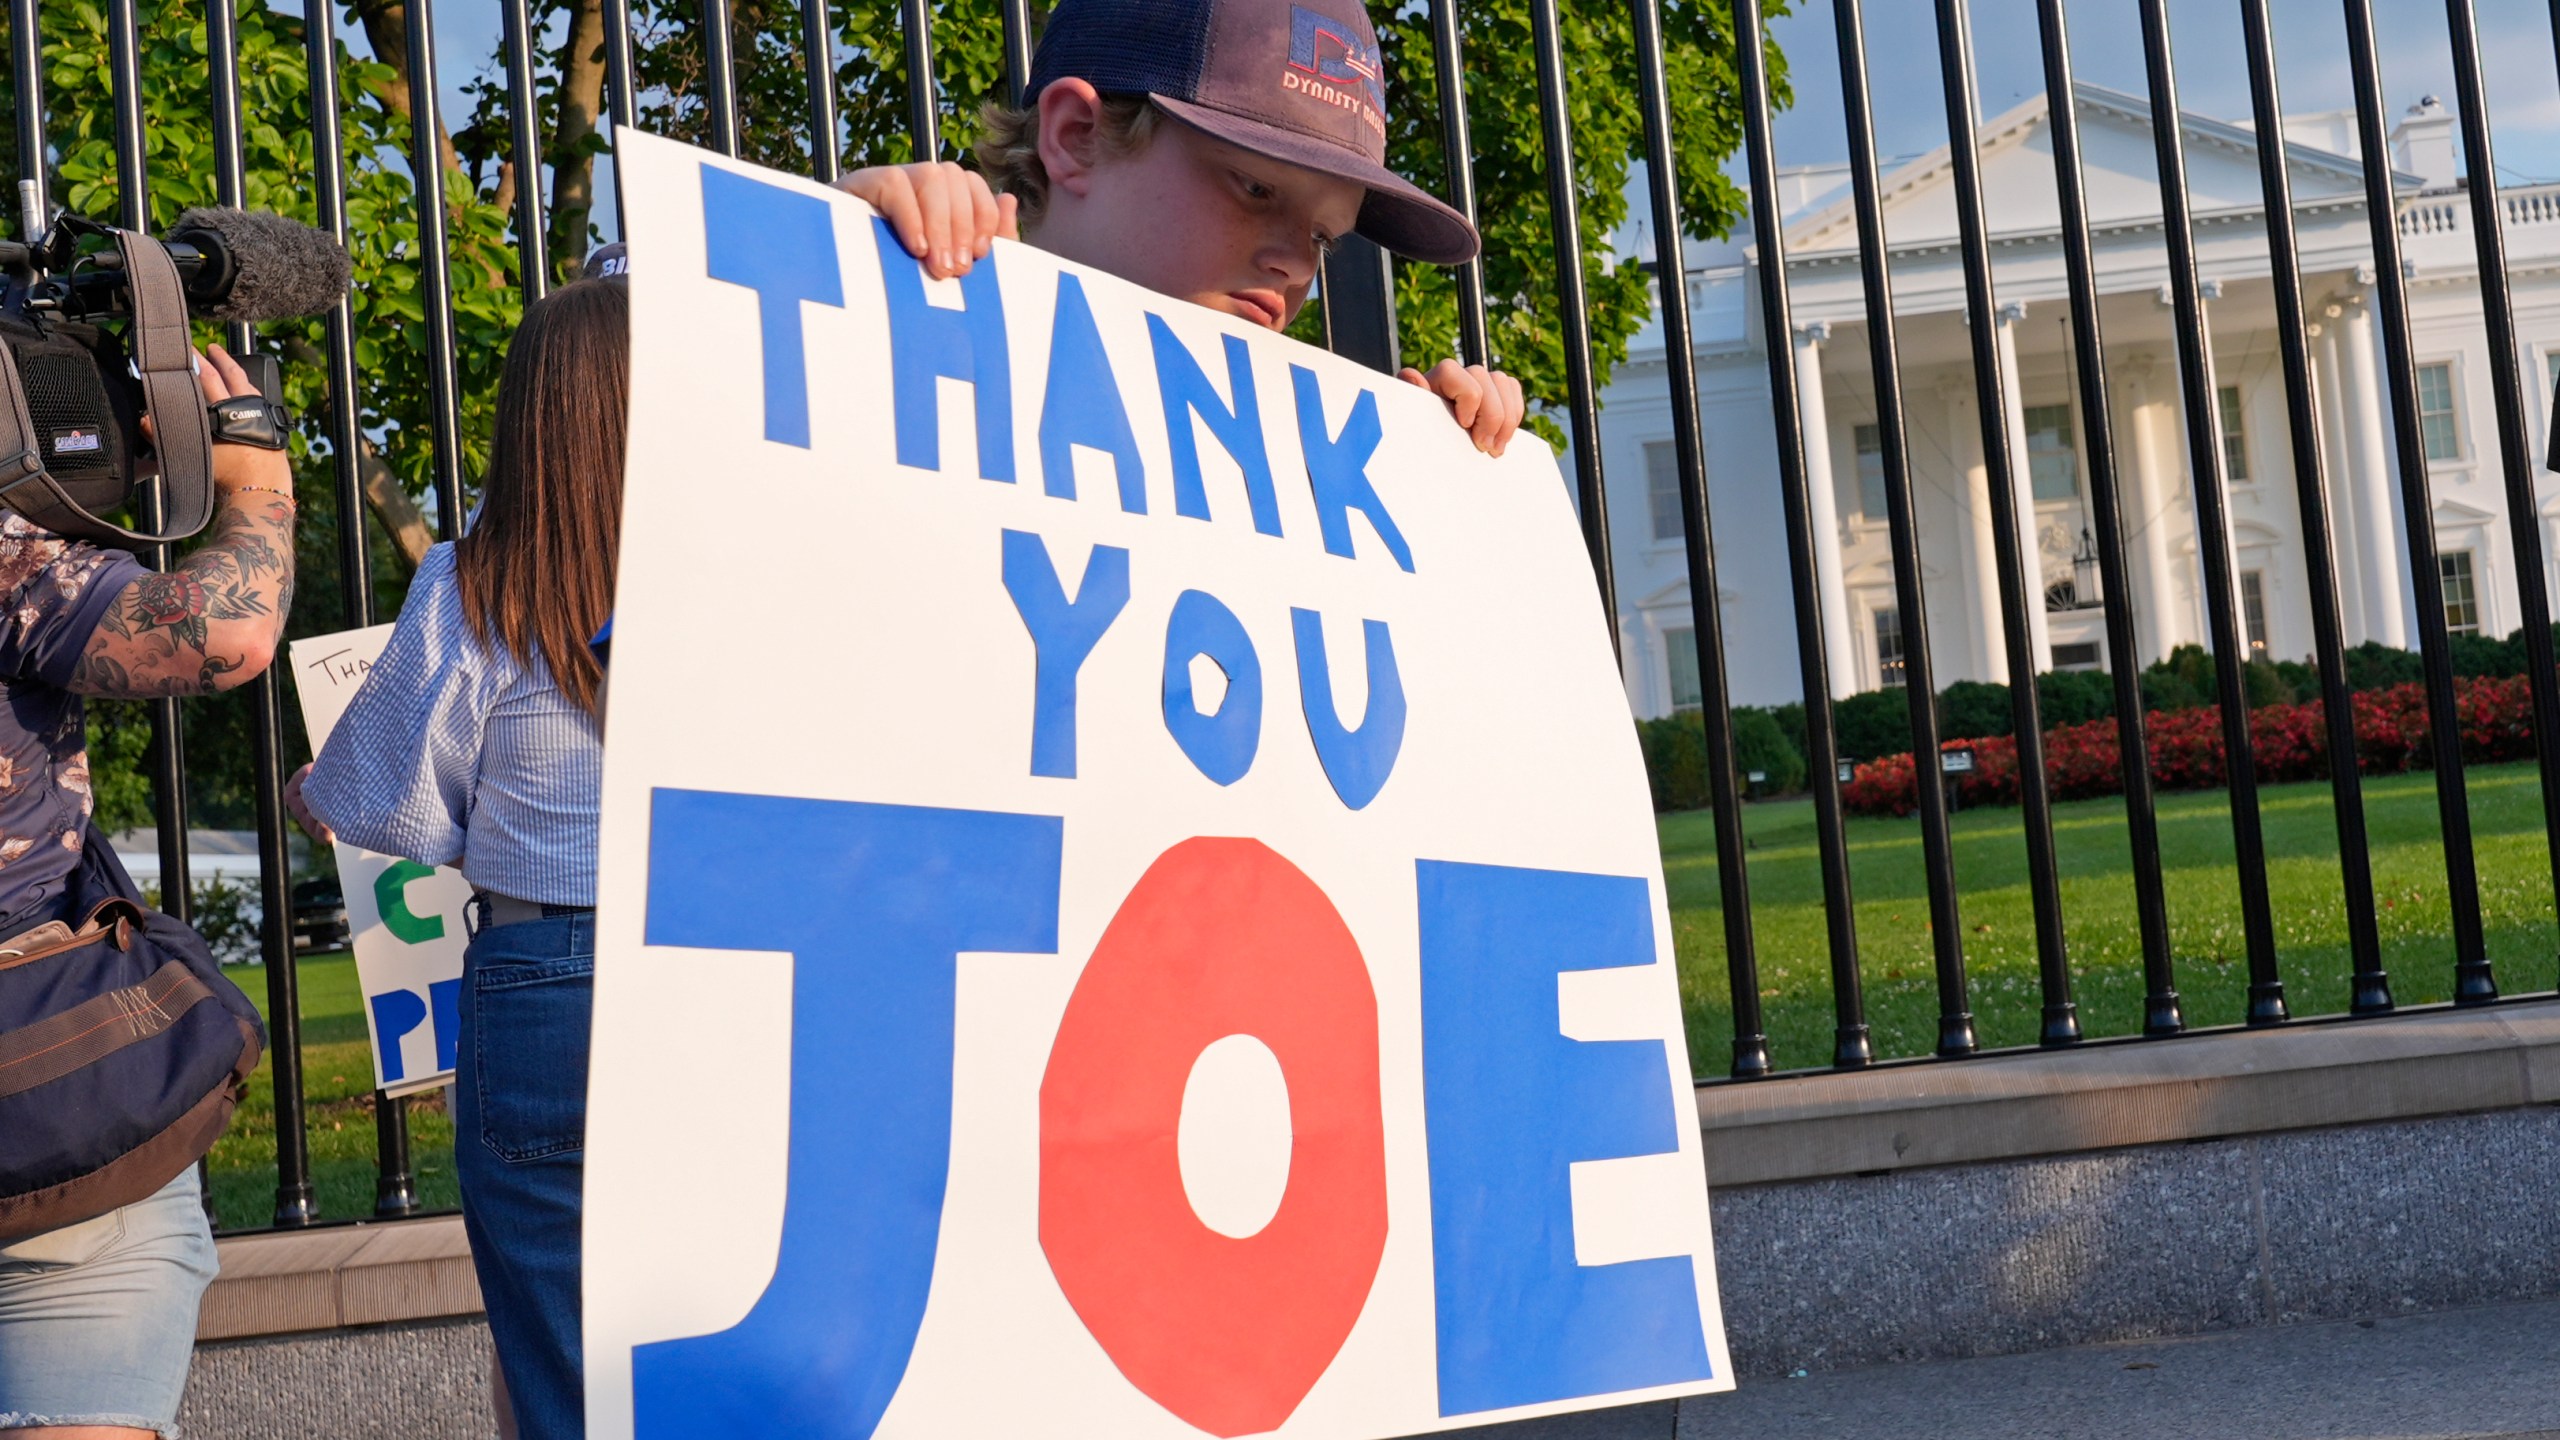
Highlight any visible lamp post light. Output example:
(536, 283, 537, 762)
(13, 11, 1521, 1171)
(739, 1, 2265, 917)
(1940, 742, 1977, 814)
(2070, 525, 2102, 609)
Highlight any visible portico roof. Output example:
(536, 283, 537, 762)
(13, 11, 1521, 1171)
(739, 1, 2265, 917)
(1779, 82, 2424, 259)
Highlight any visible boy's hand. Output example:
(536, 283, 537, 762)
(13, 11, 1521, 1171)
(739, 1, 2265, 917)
(1400, 359, 1525, 457)
(834, 162, 1019, 280)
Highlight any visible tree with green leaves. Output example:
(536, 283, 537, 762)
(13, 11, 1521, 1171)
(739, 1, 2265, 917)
(3, 0, 1783, 830)
(4, 0, 523, 829)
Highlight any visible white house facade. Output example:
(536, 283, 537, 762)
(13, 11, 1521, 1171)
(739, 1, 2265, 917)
(1601, 83, 2560, 720)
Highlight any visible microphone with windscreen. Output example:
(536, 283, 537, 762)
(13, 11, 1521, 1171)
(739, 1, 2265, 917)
(163, 207, 355, 323)
(9, 206, 354, 325)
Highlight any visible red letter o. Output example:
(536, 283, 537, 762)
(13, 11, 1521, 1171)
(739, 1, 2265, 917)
(1039, 837, 1388, 1437)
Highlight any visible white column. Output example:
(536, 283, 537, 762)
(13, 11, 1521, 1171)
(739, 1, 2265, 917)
(1954, 380, 2010, 685)
(1995, 301, 2053, 674)
(2123, 362, 2184, 666)
(2338, 275, 2410, 648)
(1794, 323, 1858, 700)
(2313, 311, 2368, 644)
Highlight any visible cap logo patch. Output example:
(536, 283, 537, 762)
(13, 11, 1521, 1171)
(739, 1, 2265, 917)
(1282, 6, 1386, 141)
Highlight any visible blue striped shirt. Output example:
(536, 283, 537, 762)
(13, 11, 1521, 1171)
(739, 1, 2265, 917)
(305, 544, 603, 907)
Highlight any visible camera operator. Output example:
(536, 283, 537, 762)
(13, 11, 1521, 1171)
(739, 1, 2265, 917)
(0, 342, 292, 1440)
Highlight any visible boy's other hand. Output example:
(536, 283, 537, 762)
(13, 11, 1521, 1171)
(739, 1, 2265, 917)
(1400, 359, 1525, 457)
(835, 162, 1020, 280)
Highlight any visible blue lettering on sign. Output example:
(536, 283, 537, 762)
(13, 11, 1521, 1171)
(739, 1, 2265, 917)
(1148, 315, 1283, 536)
(1290, 608, 1405, 810)
(1040, 275, 1147, 512)
(1001, 528, 1131, 779)
(876, 217, 1014, 481)
(702, 165, 845, 448)
(367, 977, 461, 1085)
(1416, 860, 1711, 1415)
(1290, 366, 1414, 573)
(1160, 589, 1262, 786)
(369, 989, 426, 1085)
(631, 789, 1063, 1440)
(430, 978, 460, 1071)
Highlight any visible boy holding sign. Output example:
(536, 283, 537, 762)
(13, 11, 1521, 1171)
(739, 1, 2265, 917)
(843, 0, 1525, 456)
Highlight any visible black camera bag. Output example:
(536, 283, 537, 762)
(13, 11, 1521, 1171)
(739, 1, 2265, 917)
(0, 311, 139, 514)
(0, 230, 215, 549)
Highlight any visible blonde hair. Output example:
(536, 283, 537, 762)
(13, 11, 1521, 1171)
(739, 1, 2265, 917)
(974, 93, 1165, 229)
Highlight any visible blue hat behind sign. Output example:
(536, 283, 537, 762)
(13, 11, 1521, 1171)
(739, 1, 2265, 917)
(1025, 0, 1479, 265)
(582, 242, 630, 282)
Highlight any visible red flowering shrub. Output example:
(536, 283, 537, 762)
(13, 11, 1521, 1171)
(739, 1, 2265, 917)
(2141, 706, 2225, 790)
(1841, 676, 2553, 816)
(1955, 736, 2020, 807)
(1842, 750, 1921, 817)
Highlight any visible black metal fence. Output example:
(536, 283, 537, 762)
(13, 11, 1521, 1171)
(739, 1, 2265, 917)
(9, 0, 2558, 1236)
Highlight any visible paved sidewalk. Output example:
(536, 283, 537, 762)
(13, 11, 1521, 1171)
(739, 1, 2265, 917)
(1674, 1297, 2560, 1440)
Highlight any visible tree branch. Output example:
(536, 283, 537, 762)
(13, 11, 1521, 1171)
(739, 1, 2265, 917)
(358, 445, 436, 571)
(350, 0, 464, 181)
(547, 0, 609, 274)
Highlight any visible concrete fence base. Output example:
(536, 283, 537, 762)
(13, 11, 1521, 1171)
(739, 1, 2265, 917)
(181, 1000, 2560, 1438)
(182, 1316, 492, 1439)
(1713, 1104, 2560, 1377)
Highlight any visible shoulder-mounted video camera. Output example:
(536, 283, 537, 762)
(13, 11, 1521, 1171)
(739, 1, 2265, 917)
(0, 195, 351, 549)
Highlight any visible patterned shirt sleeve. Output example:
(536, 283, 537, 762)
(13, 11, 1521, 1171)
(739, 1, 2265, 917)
(0, 514, 146, 688)
(304, 545, 492, 869)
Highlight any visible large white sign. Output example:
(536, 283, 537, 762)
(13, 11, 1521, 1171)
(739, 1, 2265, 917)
(289, 626, 473, 1097)
(584, 130, 1731, 1440)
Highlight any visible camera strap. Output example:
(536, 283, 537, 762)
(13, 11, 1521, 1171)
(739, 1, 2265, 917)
(0, 341, 48, 500)
(114, 231, 216, 540)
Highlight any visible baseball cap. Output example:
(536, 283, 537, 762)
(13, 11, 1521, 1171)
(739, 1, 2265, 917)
(1026, 0, 1479, 265)
(582, 242, 630, 282)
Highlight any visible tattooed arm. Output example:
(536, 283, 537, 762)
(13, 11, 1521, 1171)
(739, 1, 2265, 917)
(69, 344, 295, 699)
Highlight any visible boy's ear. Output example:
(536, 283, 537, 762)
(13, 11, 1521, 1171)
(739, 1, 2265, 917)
(1036, 78, 1109, 200)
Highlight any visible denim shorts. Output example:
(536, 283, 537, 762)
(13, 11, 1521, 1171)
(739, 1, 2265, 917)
(0, 1166, 218, 1436)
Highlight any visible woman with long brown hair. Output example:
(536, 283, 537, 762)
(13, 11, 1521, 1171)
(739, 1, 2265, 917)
(291, 273, 627, 1439)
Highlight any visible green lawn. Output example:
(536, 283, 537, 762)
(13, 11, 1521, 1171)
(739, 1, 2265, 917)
(1665, 758, 2560, 1076)
(208, 951, 460, 1233)
(198, 762, 2560, 1228)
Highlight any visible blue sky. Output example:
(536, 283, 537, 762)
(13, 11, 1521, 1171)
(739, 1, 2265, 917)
(303, 0, 2560, 240)
(1766, 0, 2560, 182)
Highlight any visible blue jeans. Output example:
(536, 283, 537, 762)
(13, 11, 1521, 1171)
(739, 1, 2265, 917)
(0, 1166, 218, 1436)
(455, 912, 594, 1440)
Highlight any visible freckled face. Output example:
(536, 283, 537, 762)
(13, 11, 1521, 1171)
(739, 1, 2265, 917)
(1051, 120, 1366, 332)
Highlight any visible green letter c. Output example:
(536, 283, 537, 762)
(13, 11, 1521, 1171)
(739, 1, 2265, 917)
(374, 860, 447, 945)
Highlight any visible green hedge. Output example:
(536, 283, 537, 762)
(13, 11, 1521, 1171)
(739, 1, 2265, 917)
(1634, 706, 1806, 811)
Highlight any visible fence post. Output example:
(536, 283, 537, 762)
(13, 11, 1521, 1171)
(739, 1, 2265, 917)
(1831, 0, 1974, 1057)
(1320, 236, 1399, 376)
(1733, 0, 1865, 1070)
